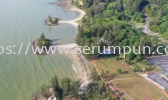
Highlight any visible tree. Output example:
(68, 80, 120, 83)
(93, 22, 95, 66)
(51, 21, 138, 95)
(84, 82, 102, 99)
(125, 59, 132, 65)
(50, 75, 63, 100)
(133, 64, 142, 72)
(60, 78, 71, 96)
(135, 54, 143, 62)
(49, 76, 80, 99)
(90, 67, 100, 81)
(39, 33, 46, 41)
(103, 30, 108, 40)
(94, 0, 101, 5)
(106, 94, 113, 100)
(38, 33, 46, 48)
(39, 84, 50, 98)
(99, 82, 106, 94)
(107, 30, 113, 42)
(117, 69, 122, 74)
(75, 0, 159, 61)
(126, 52, 136, 60)
(122, 98, 126, 100)
(69, 81, 79, 98)
(37, 33, 51, 48)
(50, 75, 60, 91)
(115, 56, 120, 60)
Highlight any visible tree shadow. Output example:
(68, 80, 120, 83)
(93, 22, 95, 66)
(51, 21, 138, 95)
(51, 38, 61, 42)
(109, 73, 117, 79)
(51, 38, 61, 46)
(52, 43, 60, 46)
(122, 71, 129, 74)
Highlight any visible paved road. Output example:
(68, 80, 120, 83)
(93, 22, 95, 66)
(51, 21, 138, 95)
(138, 4, 168, 44)
(147, 56, 168, 90)
(138, 4, 155, 35)
(140, 5, 168, 90)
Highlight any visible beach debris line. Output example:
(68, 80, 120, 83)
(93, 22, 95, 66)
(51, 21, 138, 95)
(49, 0, 72, 12)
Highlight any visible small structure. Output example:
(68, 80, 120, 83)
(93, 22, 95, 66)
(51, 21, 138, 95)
(48, 95, 56, 100)
(103, 49, 114, 55)
(102, 47, 114, 56)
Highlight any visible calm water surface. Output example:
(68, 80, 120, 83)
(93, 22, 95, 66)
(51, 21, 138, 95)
(0, 0, 79, 99)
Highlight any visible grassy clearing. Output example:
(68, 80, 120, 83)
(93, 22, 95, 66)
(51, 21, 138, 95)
(93, 57, 133, 79)
(119, 60, 141, 77)
(89, 57, 163, 99)
(114, 79, 162, 100)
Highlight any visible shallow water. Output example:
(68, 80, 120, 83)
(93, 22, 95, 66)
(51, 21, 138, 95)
(0, 0, 79, 99)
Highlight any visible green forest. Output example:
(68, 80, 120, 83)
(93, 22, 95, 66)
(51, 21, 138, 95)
(36, 67, 118, 100)
(75, 0, 167, 60)
(33, 0, 168, 100)
(145, 0, 168, 40)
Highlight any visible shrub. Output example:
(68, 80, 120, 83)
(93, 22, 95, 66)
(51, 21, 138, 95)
(115, 56, 120, 61)
(117, 69, 122, 74)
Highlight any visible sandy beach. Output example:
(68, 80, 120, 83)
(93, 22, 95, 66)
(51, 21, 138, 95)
(59, 7, 86, 28)
(57, 6, 89, 84)
(49, 0, 90, 86)
(56, 42, 90, 84)
(67, 44, 89, 83)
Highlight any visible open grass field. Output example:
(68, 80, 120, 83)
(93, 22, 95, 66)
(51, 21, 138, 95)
(93, 57, 134, 79)
(90, 57, 164, 99)
(137, 62, 162, 73)
(113, 79, 163, 100)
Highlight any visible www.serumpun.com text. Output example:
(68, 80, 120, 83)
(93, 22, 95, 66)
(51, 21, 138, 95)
(0, 42, 167, 57)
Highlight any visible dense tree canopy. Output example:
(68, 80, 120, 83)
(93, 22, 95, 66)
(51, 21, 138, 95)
(76, 0, 160, 60)
(37, 33, 51, 48)
(144, 0, 168, 39)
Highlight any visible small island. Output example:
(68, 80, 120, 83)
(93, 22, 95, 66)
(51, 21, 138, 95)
(45, 16, 61, 26)
(33, 33, 52, 55)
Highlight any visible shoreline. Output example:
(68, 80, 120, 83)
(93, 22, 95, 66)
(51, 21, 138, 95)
(57, 43, 90, 85)
(57, 6, 89, 85)
(59, 7, 86, 28)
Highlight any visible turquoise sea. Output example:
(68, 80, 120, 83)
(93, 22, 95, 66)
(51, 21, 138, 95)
(0, 0, 79, 99)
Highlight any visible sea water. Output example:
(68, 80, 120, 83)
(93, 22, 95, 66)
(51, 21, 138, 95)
(0, 0, 79, 99)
